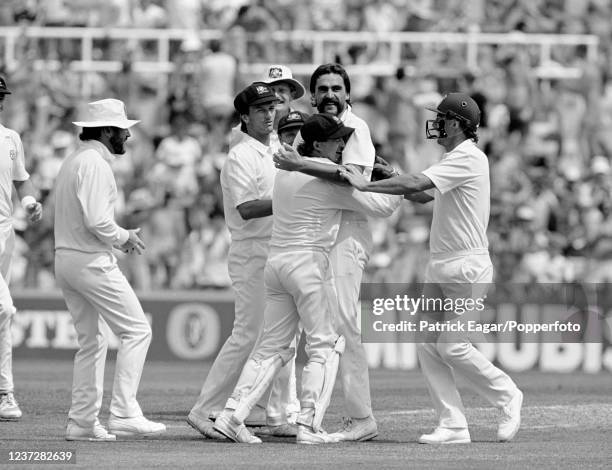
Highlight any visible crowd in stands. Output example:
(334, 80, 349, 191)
(2, 0, 612, 291)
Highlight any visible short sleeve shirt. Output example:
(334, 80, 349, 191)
(0, 125, 29, 226)
(220, 133, 277, 241)
(422, 139, 490, 254)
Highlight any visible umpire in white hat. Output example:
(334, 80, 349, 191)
(55, 98, 166, 441)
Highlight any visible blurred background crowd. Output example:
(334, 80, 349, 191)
(2, 0, 612, 290)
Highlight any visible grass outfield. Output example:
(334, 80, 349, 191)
(1, 360, 610, 469)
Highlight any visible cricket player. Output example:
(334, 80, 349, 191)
(213, 113, 401, 444)
(0, 76, 43, 421)
(188, 82, 297, 439)
(230, 64, 305, 149)
(340, 93, 523, 444)
(273, 63, 383, 441)
(277, 111, 308, 147)
(55, 98, 166, 441)
(224, 65, 306, 430)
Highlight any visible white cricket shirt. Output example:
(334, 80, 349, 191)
(54, 140, 130, 253)
(270, 158, 400, 252)
(220, 133, 277, 241)
(421, 139, 490, 255)
(292, 105, 379, 234)
(0, 124, 29, 230)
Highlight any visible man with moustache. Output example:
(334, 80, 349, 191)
(273, 63, 385, 441)
(213, 113, 401, 444)
(54, 98, 166, 441)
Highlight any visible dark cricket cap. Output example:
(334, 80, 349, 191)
(0, 76, 11, 94)
(233, 82, 278, 114)
(278, 111, 308, 134)
(301, 113, 354, 143)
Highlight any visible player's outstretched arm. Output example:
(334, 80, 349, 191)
(273, 144, 345, 182)
(404, 192, 434, 203)
(340, 165, 434, 195)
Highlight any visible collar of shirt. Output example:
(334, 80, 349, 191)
(443, 139, 475, 159)
(79, 139, 116, 163)
(242, 132, 274, 157)
(337, 104, 353, 123)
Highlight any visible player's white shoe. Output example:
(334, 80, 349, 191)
(296, 425, 339, 445)
(187, 413, 227, 440)
(498, 389, 523, 442)
(255, 423, 298, 437)
(108, 414, 166, 438)
(213, 414, 262, 444)
(0, 393, 22, 421)
(65, 420, 116, 442)
(419, 427, 471, 444)
(329, 416, 378, 442)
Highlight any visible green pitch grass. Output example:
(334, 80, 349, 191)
(1, 360, 610, 469)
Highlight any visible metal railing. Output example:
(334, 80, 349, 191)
(0, 26, 600, 97)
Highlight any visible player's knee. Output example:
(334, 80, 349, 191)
(230, 327, 258, 348)
(253, 344, 294, 364)
(436, 342, 469, 362)
(128, 320, 152, 345)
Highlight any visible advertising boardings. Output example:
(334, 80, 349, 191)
(12, 290, 233, 361)
(10, 287, 612, 372)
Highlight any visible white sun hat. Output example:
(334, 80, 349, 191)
(260, 65, 305, 99)
(73, 99, 140, 128)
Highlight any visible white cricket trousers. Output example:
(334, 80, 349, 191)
(230, 249, 338, 427)
(190, 239, 297, 425)
(55, 250, 152, 428)
(0, 227, 16, 393)
(330, 221, 373, 419)
(417, 251, 519, 429)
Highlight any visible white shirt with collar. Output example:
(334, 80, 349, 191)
(54, 139, 130, 253)
(220, 132, 278, 241)
(0, 124, 29, 230)
(421, 139, 490, 255)
(270, 158, 401, 253)
(337, 104, 375, 173)
(293, 104, 375, 173)
(292, 105, 387, 228)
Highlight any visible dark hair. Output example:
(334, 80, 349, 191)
(78, 127, 104, 141)
(309, 63, 351, 94)
(297, 140, 314, 157)
(463, 125, 479, 143)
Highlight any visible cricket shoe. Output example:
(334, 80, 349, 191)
(187, 413, 227, 440)
(108, 414, 166, 438)
(65, 420, 116, 442)
(213, 414, 262, 444)
(329, 416, 378, 442)
(296, 425, 339, 445)
(255, 423, 298, 437)
(0, 392, 22, 421)
(419, 427, 471, 444)
(498, 389, 523, 442)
